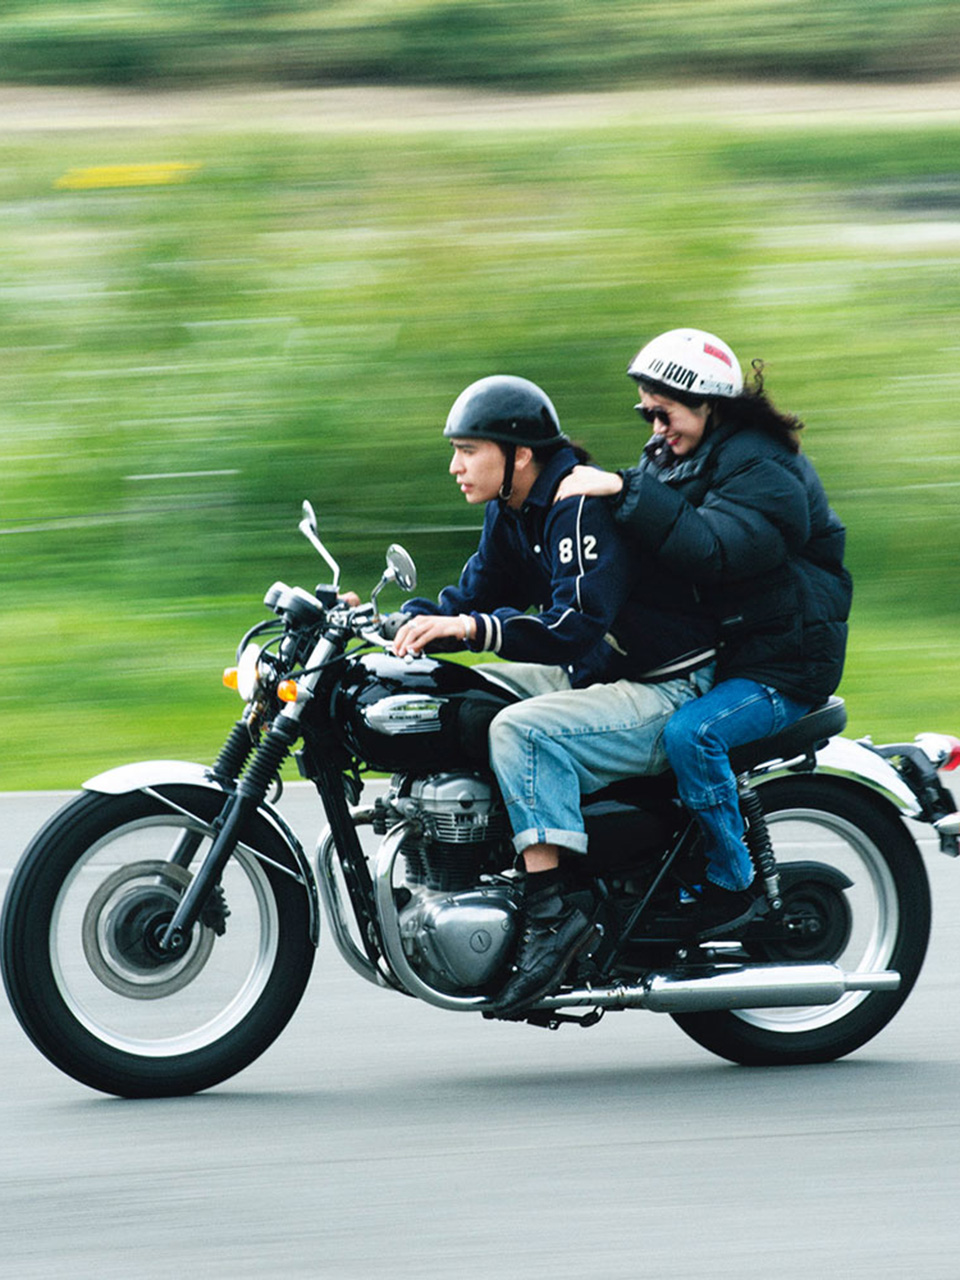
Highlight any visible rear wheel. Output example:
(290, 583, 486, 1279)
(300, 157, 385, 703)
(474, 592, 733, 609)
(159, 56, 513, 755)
(672, 777, 930, 1065)
(1, 787, 315, 1097)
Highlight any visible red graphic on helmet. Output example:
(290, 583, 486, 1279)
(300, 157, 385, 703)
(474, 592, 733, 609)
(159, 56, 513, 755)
(703, 342, 733, 367)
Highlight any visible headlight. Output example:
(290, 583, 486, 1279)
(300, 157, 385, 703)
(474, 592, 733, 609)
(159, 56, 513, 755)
(236, 643, 263, 702)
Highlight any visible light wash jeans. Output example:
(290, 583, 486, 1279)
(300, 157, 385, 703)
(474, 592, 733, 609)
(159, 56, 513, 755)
(484, 662, 715, 858)
(662, 678, 811, 891)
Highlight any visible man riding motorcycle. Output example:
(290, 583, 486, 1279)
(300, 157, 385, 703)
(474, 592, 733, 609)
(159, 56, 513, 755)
(393, 374, 717, 1014)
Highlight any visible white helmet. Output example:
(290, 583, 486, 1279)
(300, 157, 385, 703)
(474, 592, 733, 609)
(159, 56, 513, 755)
(628, 328, 743, 399)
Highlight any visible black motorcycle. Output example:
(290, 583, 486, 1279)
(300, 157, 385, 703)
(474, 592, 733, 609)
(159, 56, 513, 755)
(3, 502, 959, 1097)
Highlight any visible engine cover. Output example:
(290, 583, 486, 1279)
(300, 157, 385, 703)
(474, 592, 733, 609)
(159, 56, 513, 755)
(398, 885, 519, 995)
(394, 771, 511, 891)
(410, 773, 506, 846)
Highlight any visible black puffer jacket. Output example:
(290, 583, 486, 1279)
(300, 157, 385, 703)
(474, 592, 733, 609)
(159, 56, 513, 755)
(611, 422, 852, 705)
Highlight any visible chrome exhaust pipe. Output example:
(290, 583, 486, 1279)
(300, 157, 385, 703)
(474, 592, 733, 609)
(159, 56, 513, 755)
(369, 827, 901, 1016)
(535, 963, 900, 1015)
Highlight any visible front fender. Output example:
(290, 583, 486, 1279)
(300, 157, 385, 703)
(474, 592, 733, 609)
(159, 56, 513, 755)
(84, 760, 320, 945)
(756, 736, 921, 818)
(85, 760, 228, 796)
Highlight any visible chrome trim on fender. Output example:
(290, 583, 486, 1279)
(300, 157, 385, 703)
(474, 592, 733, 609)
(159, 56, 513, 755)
(754, 736, 921, 816)
(85, 760, 227, 795)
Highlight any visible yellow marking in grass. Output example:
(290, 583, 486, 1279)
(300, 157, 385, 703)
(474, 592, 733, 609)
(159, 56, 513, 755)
(55, 162, 202, 190)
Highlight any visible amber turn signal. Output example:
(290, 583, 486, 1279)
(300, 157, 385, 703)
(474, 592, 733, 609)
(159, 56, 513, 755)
(222, 667, 239, 690)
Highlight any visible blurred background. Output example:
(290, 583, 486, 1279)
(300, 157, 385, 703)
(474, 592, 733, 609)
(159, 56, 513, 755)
(2, 2, 959, 786)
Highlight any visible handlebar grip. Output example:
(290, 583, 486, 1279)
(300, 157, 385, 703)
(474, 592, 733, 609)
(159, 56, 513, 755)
(379, 612, 408, 641)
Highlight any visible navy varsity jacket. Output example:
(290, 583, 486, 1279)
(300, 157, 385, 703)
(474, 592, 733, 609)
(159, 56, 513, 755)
(404, 446, 715, 689)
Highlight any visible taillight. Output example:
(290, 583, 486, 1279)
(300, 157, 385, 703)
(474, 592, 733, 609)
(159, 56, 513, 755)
(916, 733, 960, 771)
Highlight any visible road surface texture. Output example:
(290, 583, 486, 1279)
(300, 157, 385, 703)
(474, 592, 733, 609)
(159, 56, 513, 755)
(1, 782, 959, 1278)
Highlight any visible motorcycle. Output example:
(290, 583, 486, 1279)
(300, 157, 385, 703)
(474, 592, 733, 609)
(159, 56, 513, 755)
(3, 501, 959, 1098)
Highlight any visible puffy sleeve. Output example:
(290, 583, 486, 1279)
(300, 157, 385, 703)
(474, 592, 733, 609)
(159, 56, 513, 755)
(614, 438, 810, 584)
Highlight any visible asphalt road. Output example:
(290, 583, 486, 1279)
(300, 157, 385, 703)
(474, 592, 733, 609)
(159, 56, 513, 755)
(2, 784, 959, 1279)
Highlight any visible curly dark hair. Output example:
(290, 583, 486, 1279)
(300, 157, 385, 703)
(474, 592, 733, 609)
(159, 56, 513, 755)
(638, 359, 804, 454)
(713, 360, 804, 454)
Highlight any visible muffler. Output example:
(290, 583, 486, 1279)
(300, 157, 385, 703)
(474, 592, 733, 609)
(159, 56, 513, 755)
(535, 963, 900, 1014)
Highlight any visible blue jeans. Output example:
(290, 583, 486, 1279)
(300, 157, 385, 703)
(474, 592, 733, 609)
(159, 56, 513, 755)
(662, 678, 812, 891)
(485, 662, 715, 857)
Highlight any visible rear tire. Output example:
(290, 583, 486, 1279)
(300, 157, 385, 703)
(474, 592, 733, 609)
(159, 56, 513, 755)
(1, 787, 316, 1097)
(671, 777, 930, 1066)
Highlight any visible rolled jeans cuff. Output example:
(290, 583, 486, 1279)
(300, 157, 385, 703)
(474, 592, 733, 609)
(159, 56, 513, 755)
(511, 827, 590, 857)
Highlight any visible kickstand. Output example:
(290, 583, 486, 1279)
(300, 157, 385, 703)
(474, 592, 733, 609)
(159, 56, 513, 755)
(520, 1007, 605, 1031)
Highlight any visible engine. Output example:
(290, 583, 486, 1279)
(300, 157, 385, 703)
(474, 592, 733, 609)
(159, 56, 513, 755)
(381, 772, 519, 996)
(392, 771, 511, 891)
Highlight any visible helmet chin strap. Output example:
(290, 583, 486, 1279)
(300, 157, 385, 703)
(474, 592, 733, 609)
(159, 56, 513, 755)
(498, 444, 517, 502)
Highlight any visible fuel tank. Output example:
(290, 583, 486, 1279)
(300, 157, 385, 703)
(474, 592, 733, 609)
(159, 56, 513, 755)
(332, 653, 518, 773)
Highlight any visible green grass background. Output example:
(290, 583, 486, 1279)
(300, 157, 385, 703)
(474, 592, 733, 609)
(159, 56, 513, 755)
(2, 80, 959, 788)
(2, 1, 960, 86)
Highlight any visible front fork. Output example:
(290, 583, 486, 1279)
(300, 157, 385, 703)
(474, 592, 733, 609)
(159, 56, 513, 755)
(159, 715, 300, 953)
(158, 630, 345, 953)
(166, 720, 257, 871)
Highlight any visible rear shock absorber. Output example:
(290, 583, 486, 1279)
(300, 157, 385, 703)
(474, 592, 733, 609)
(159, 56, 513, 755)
(738, 782, 782, 909)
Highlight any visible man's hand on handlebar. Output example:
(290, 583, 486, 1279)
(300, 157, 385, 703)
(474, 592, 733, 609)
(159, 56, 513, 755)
(393, 613, 476, 657)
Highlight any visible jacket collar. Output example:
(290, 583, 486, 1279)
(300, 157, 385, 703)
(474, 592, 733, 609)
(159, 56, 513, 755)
(642, 420, 736, 483)
(505, 444, 580, 514)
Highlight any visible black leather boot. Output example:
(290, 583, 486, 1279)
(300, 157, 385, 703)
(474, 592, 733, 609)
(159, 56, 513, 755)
(491, 877, 597, 1017)
(694, 878, 769, 941)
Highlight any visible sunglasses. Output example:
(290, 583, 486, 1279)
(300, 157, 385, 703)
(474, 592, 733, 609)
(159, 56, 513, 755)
(637, 403, 672, 427)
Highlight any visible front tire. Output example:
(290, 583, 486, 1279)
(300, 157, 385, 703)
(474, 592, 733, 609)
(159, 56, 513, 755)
(1, 787, 315, 1097)
(672, 777, 931, 1066)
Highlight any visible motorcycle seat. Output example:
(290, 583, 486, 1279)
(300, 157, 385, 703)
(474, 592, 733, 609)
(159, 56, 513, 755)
(728, 695, 847, 775)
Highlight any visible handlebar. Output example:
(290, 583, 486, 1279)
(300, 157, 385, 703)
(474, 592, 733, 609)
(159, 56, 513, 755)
(377, 612, 408, 641)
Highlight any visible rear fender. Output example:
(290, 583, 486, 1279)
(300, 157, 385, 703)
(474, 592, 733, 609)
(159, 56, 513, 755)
(755, 736, 921, 818)
(84, 760, 320, 945)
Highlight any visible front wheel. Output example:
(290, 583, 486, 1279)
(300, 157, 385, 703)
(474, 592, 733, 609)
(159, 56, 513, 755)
(1, 787, 316, 1097)
(671, 777, 931, 1066)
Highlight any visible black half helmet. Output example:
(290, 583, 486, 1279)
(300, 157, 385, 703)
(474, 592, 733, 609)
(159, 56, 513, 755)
(443, 375, 568, 447)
